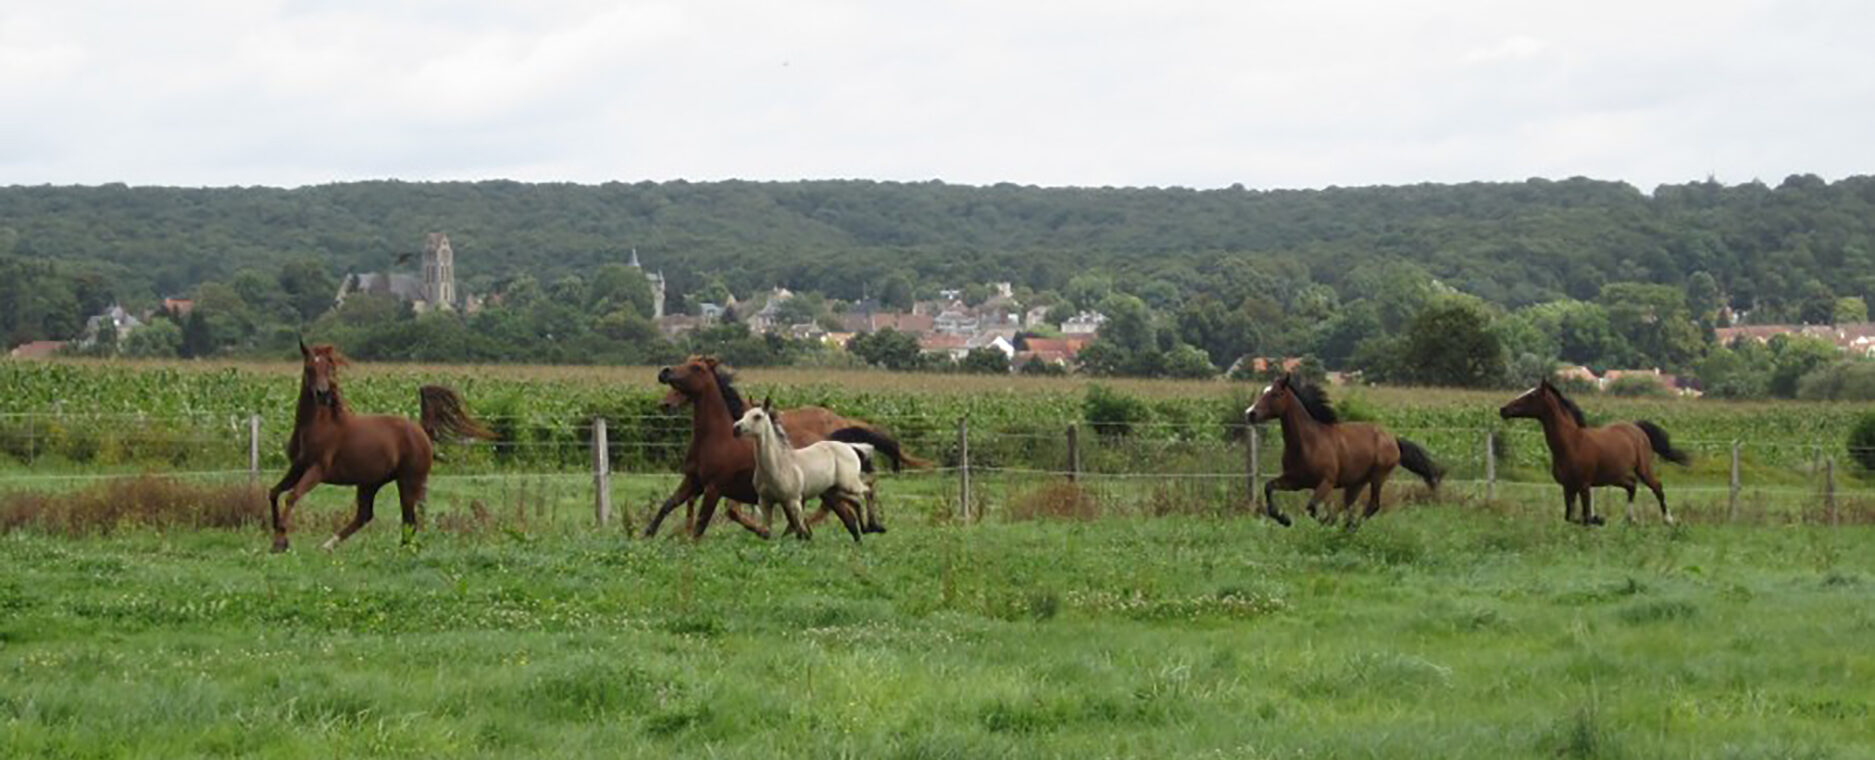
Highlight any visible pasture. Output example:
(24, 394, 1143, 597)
(2, 360, 1873, 757)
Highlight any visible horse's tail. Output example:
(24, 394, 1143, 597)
(1635, 420, 1690, 465)
(845, 443, 877, 475)
(827, 426, 930, 472)
(1397, 438, 1445, 491)
(420, 385, 496, 443)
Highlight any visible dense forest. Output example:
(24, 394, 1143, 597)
(4, 175, 1875, 397)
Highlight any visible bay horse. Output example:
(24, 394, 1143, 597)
(1245, 373, 1444, 527)
(643, 356, 868, 540)
(647, 356, 924, 536)
(1498, 379, 1688, 525)
(734, 397, 872, 541)
(267, 341, 494, 552)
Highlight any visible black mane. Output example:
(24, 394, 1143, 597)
(1291, 381, 1338, 425)
(714, 367, 746, 419)
(1546, 383, 1587, 426)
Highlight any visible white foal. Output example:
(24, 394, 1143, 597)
(733, 397, 872, 541)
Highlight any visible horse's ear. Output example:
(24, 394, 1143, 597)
(762, 396, 773, 411)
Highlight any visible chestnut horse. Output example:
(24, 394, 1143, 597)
(648, 356, 926, 536)
(1498, 379, 1688, 525)
(642, 356, 868, 541)
(267, 341, 494, 552)
(1246, 374, 1444, 527)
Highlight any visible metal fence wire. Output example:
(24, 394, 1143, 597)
(1, 412, 1870, 526)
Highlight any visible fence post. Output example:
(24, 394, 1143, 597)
(1247, 425, 1260, 511)
(1728, 440, 1740, 522)
(592, 417, 612, 527)
(1065, 424, 1080, 482)
(1825, 456, 1837, 526)
(248, 414, 262, 488)
(957, 416, 971, 522)
(1484, 430, 1497, 501)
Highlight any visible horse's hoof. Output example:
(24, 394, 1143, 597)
(1270, 512, 1293, 527)
(270, 538, 289, 553)
(320, 535, 340, 552)
(1587, 515, 1606, 526)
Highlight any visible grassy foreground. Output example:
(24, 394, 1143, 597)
(3, 501, 1872, 758)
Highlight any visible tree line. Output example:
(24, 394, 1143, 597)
(4, 175, 1875, 398)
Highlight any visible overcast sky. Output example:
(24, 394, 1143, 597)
(2, 1, 1870, 191)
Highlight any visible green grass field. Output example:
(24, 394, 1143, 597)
(4, 484, 1873, 758)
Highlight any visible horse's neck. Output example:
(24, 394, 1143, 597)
(292, 386, 343, 434)
(689, 383, 735, 442)
(749, 427, 796, 489)
(1538, 401, 1582, 455)
(1276, 397, 1326, 453)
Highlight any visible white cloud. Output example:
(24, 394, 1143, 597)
(1, 0, 1872, 190)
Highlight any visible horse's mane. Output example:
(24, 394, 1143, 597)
(1291, 381, 1338, 425)
(713, 366, 746, 419)
(1546, 383, 1587, 426)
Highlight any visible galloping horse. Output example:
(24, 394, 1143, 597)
(1498, 379, 1688, 525)
(268, 341, 494, 552)
(643, 356, 867, 540)
(648, 356, 924, 536)
(734, 397, 871, 542)
(1246, 374, 1444, 527)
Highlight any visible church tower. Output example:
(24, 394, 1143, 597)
(423, 232, 457, 309)
(628, 248, 666, 319)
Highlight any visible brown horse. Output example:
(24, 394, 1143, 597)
(267, 341, 494, 552)
(642, 356, 868, 541)
(1246, 374, 1444, 527)
(648, 356, 927, 535)
(1498, 379, 1688, 525)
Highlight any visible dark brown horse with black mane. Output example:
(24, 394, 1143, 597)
(267, 341, 494, 552)
(1499, 379, 1688, 525)
(643, 356, 877, 541)
(645, 358, 930, 536)
(1246, 374, 1444, 527)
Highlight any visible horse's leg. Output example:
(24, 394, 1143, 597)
(645, 474, 701, 538)
(1622, 482, 1639, 524)
(829, 493, 864, 542)
(696, 489, 770, 540)
(1581, 488, 1604, 526)
(1308, 481, 1336, 525)
(1362, 476, 1386, 520)
(780, 497, 812, 541)
(1645, 472, 1674, 525)
(862, 486, 885, 533)
(268, 462, 308, 553)
(1338, 483, 1363, 528)
(396, 474, 426, 545)
(275, 464, 324, 552)
(323, 482, 380, 551)
(1262, 477, 1296, 527)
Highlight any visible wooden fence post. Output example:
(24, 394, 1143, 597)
(1826, 456, 1837, 526)
(1247, 425, 1261, 511)
(957, 417, 971, 522)
(248, 414, 262, 489)
(1728, 440, 1740, 522)
(592, 417, 612, 527)
(1065, 424, 1080, 482)
(1484, 430, 1497, 501)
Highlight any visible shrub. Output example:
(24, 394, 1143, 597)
(0, 475, 265, 536)
(1850, 412, 1875, 474)
(1083, 384, 1149, 437)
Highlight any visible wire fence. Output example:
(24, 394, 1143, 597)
(1, 411, 1871, 527)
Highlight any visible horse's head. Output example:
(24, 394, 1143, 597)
(1245, 373, 1292, 424)
(1500, 380, 1550, 420)
(299, 339, 347, 407)
(658, 355, 721, 409)
(732, 397, 781, 441)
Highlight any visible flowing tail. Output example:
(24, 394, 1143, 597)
(419, 385, 496, 443)
(827, 426, 930, 472)
(1635, 420, 1690, 465)
(845, 443, 877, 475)
(1397, 438, 1445, 490)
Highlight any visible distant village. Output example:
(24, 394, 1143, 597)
(12, 232, 1875, 393)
